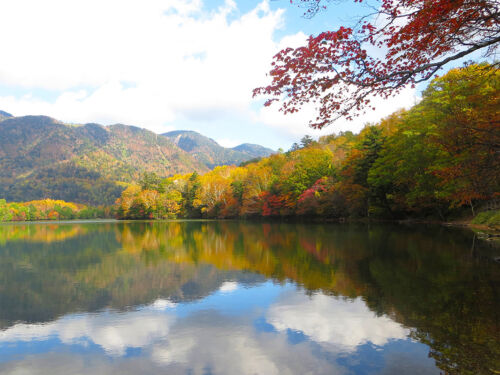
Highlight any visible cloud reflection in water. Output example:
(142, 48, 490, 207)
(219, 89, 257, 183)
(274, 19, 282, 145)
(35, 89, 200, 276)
(267, 292, 409, 350)
(0, 284, 439, 375)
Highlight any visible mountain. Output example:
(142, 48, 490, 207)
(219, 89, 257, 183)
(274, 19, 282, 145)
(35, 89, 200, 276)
(232, 143, 275, 158)
(0, 115, 208, 205)
(0, 110, 13, 122)
(163, 130, 274, 168)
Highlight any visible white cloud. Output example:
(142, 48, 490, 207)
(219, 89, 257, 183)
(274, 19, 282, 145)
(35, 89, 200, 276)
(0, 310, 175, 356)
(150, 298, 177, 310)
(0, 322, 346, 375)
(256, 86, 419, 140)
(218, 281, 239, 293)
(216, 138, 240, 148)
(151, 334, 197, 365)
(0, 0, 286, 134)
(0, 0, 421, 145)
(267, 293, 409, 350)
(152, 325, 283, 375)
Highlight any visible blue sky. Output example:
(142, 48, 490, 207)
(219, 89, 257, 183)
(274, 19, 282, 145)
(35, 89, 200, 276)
(0, 0, 463, 150)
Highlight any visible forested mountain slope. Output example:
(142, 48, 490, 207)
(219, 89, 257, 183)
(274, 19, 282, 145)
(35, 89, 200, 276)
(163, 130, 274, 168)
(232, 143, 274, 158)
(0, 110, 12, 122)
(0, 115, 208, 205)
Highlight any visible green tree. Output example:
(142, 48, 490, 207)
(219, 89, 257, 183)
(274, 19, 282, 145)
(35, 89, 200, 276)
(183, 172, 202, 217)
(140, 172, 162, 192)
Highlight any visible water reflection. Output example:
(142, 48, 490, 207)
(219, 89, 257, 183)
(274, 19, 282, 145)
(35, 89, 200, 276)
(0, 221, 498, 374)
(0, 284, 435, 375)
(267, 293, 408, 349)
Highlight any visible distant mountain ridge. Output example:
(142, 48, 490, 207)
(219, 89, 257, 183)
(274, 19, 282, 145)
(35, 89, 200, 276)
(0, 110, 13, 122)
(0, 112, 275, 205)
(163, 130, 274, 168)
(232, 143, 275, 158)
(0, 114, 207, 205)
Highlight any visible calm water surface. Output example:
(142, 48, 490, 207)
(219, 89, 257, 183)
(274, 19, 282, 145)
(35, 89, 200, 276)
(0, 221, 498, 375)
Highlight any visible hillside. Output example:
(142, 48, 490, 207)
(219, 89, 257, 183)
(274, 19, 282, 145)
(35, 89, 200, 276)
(0, 115, 208, 205)
(163, 130, 274, 168)
(232, 143, 274, 158)
(0, 110, 12, 122)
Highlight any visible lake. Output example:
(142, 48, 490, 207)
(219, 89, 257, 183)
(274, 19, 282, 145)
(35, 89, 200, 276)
(0, 221, 498, 374)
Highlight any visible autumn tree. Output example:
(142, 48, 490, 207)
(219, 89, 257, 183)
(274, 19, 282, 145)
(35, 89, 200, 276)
(157, 190, 183, 218)
(255, 0, 500, 128)
(296, 177, 330, 216)
(240, 163, 274, 216)
(367, 109, 448, 217)
(368, 64, 499, 217)
(300, 135, 315, 148)
(140, 172, 162, 192)
(0, 199, 13, 221)
(115, 185, 141, 219)
(199, 167, 233, 217)
(183, 172, 202, 217)
(128, 190, 159, 219)
(280, 145, 335, 195)
(412, 64, 500, 213)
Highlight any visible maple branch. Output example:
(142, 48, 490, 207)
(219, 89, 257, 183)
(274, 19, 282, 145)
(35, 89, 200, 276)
(256, 0, 500, 128)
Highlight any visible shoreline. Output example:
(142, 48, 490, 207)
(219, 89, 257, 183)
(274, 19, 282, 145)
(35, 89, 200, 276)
(1, 216, 498, 232)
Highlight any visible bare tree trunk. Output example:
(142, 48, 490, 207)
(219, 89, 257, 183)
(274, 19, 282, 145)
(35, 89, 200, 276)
(469, 200, 475, 217)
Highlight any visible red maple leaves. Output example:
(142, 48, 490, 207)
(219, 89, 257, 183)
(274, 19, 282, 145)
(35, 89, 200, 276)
(254, 0, 500, 128)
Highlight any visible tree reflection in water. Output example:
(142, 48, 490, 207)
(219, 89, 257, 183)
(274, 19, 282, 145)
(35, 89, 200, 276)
(0, 221, 498, 374)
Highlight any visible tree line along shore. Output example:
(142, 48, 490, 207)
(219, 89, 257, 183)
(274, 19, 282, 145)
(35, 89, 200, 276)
(1, 65, 499, 226)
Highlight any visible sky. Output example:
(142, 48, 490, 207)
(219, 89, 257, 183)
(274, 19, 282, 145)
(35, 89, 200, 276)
(0, 0, 426, 150)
